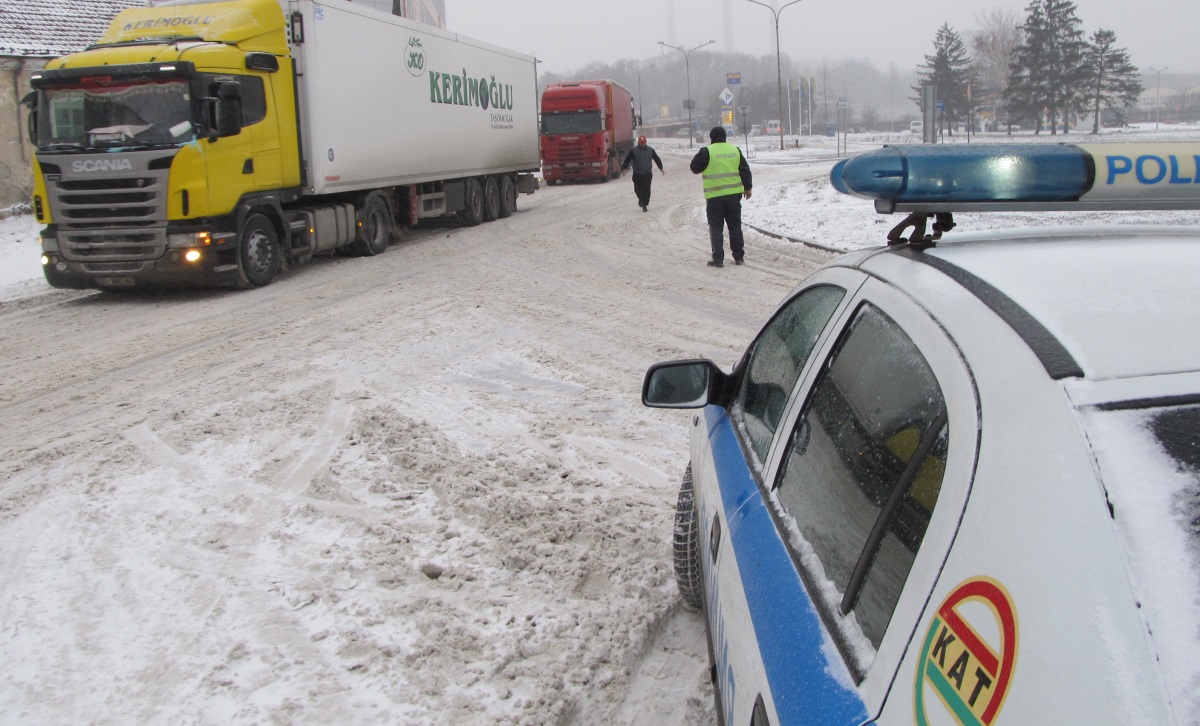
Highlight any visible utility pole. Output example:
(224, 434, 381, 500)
(659, 40, 715, 149)
(623, 61, 656, 134)
(744, 0, 804, 150)
(1148, 66, 1167, 130)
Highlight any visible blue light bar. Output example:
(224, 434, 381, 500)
(831, 143, 1200, 213)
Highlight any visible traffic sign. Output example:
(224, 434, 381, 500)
(719, 88, 734, 105)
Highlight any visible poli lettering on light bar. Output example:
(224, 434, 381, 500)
(830, 143, 1200, 213)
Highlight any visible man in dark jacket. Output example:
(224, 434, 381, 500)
(621, 135, 665, 212)
(689, 126, 752, 267)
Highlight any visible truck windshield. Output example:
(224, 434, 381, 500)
(542, 111, 601, 135)
(39, 79, 194, 150)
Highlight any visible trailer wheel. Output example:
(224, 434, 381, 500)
(354, 192, 392, 256)
(498, 175, 517, 218)
(482, 176, 501, 222)
(458, 178, 484, 226)
(673, 463, 703, 612)
(236, 213, 280, 289)
(609, 153, 621, 180)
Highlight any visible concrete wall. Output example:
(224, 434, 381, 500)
(0, 56, 48, 211)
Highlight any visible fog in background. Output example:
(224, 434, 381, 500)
(438, 0, 1196, 79)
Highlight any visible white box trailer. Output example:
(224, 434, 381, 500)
(27, 0, 540, 290)
(292, 0, 540, 195)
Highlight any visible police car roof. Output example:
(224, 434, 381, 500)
(877, 227, 1200, 381)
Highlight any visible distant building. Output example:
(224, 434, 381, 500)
(0, 0, 144, 209)
(347, 0, 446, 28)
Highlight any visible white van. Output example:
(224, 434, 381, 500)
(910, 120, 923, 135)
(765, 120, 782, 135)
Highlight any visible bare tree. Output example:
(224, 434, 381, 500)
(970, 7, 1022, 128)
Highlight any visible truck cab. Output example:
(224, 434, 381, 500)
(27, 0, 301, 289)
(539, 80, 635, 185)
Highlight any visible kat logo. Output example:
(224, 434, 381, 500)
(914, 578, 1018, 726)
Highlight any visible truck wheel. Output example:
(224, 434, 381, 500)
(236, 214, 280, 289)
(482, 176, 501, 222)
(354, 192, 392, 256)
(498, 175, 516, 218)
(458, 178, 484, 226)
(673, 463, 703, 612)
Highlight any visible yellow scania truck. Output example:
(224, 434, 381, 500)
(24, 0, 540, 289)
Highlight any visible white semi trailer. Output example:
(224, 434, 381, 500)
(26, 0, 540, 289)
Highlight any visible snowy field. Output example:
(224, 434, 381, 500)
(0, 125, 1198, 724)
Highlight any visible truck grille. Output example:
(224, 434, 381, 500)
(44, 151, 172, 262)
(552, 138, 591, 162)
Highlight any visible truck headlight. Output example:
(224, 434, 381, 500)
(167, 231, 213, 249)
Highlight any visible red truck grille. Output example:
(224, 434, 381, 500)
(552, 138, 591, 162)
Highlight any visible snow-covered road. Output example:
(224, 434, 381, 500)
(0, 146, 835, 725)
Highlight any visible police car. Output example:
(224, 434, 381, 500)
(642, 143, 1200, 725)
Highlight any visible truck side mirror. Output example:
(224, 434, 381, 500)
(216, 82, 243, 138)
(21, 91, 38, 146)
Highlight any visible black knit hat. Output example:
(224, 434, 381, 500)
(710, 126, 726, 142)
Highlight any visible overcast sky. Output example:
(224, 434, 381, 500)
(445, 0, 1197, 81)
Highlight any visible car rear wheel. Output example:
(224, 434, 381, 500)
(673, 463, 703, 611)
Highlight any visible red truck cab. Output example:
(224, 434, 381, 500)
(540, 80, 635, 184)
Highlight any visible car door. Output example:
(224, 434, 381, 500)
(693, 269, 864, 725)
(700, 273, 979, 725)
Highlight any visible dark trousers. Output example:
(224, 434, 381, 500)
(706, 194, 745, 263)
(632, 173, 653, 206)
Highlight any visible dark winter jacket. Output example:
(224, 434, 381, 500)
(622, 145, 664, 175)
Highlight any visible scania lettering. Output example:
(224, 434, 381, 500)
(24, 0, 540, 290)
(72, 159, 134, 173)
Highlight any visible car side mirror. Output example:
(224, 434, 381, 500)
(642, 359, 720, 408)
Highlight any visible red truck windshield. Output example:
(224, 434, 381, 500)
(542, 111, 601, 135)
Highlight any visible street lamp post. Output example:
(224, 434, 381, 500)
(658, 40, 715, 149)
(623, 62, 655, 134)
(745, 0, 804, 150)
(1148, 66, 1167, 130)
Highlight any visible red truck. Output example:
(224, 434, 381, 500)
(540, 80, 636, 184)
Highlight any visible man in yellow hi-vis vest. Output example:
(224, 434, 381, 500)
(689, 126, 753, 268)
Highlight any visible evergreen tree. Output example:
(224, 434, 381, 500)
(913, 23, 975, 135)
(1085, 29, 1142, 133)
(1005, 0, 1090, 134)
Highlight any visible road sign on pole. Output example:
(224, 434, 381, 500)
(719, 88, 734, 105)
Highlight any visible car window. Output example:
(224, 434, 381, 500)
(733, 285, 845, 466)
(774, 302, 949, 664)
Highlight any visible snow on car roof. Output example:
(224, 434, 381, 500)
(924, 229, 1200, 381)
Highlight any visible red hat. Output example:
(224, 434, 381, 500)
(638, 135, 647, 144)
